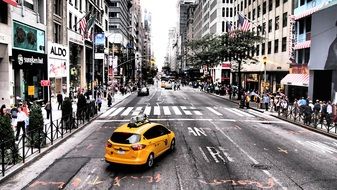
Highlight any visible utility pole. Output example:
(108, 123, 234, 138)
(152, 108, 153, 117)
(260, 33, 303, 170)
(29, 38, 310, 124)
(92, 23, 95, 99)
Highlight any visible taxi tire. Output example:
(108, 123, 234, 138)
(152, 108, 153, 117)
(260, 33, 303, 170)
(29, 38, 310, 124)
(170, 138, 175, 152)
(146, 153, 154, 168)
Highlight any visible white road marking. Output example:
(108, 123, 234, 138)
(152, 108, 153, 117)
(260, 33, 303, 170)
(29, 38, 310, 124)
(211, 121, 287, 189)
(206, 147, 227, 163)
(110, 107, 125, 116)
(121, 107, 134, 116)
(199, 147, 210, 163)
(243, 120, 286, 124)
(163, 106, 171, 115)
(132, 107, 143, 116)
(144, 106, 151, 115)
(181, 106, 192, 115)
(219, 146, 234, 162)
(306, 141, 337, 154)
(99, 107, 116, 118)
(154, 106, 160, 115)
(207, 107, 222, 116)
(232, 108, 255, 117)
(172, 106, 182, 115)
(225, 108, 244, 116)
(191, 107, 202, 115)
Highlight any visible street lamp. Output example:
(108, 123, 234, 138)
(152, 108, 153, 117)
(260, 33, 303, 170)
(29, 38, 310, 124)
(263, 56, 267, 92)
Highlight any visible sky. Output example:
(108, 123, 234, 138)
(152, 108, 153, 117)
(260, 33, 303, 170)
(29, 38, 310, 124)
(141, 0, 179, 70)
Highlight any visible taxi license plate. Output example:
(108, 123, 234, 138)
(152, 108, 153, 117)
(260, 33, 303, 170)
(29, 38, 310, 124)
(117, 150, 125, 154)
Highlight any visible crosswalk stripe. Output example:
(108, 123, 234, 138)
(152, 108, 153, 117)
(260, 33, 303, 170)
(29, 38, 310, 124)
(144, 106, 151, 115)
(207, 107, 222, 116)
(232, 108, 254, 117)
(172, 106, 182, 115)
(154, 106, 160, 115)
(99, 107, 116, 118)
(111, 107, 125, 116)
(309, 141, 337, 154)
(132, 107, 143, 116)
(181, 106, 192, 115)
(225, 108, 244, 116)
(191, 107, 202, 115)
(163, 106, 171, 115)
(121, 107, 134, 116)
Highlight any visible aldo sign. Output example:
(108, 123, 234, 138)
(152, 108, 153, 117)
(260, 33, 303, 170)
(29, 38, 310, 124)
(48, 42, 68, 59)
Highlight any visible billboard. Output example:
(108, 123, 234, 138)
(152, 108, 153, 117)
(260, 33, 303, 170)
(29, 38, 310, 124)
(13, 21, 45, 53)
(95, 33, 105, 59)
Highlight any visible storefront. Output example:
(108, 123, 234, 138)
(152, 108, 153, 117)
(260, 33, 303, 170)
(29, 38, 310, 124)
(12, 21, 47, 103)
(48, 42, 69, 97)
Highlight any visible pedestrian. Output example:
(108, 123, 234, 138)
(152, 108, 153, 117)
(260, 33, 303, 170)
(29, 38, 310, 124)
(10, 105, 18, 131)
(0, 104, 6, 116)
(107, 93, 112, 107)
(22, 101, 30, 116)
(45, 101, 51, 119)
(304, 102, 313, 125)
(96, 95, 102, 112)
(57, 92, 63, 110)
(15, 106, 28, 141)
(263, 93, 270, 111)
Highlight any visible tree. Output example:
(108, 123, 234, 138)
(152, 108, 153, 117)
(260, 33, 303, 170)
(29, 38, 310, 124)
(186, 30, 264, 99)
(0, 115, 20, 164)
(28, 103, 45, 147)
(62, 97, 73, 129)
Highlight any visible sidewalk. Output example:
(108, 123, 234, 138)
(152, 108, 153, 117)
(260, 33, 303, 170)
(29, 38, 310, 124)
(0, 91, 131, 181)
(204, 90, 337, 139)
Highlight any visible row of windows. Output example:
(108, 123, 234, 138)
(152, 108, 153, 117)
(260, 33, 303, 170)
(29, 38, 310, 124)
(69, 0, 83, 12)
(235, 0, 287, 12)
(255, 37, 287, 56)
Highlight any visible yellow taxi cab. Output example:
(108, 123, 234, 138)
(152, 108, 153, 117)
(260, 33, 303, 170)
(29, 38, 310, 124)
(105, 115, 175, 168)
(160, 81, 166, 88)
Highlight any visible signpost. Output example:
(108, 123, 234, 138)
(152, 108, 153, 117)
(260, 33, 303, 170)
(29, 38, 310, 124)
(40, 79, 53, 143)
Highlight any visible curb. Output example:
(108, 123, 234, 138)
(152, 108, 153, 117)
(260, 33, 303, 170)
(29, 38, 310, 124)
(0, 94, 130, 183)
(204, 91, 337, 140)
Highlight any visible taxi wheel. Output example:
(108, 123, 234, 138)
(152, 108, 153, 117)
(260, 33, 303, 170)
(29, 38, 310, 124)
(170, 138, 175, 151)
(146, 153, 154, 168)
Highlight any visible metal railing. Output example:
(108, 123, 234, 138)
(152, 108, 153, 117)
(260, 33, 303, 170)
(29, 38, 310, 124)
(0, 104, 97, 177)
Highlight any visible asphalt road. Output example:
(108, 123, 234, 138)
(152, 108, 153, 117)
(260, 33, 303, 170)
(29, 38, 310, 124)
(2, 85, 337, 190)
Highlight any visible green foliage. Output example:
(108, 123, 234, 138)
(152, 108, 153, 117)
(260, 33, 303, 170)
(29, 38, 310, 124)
(28, 103, 45, 147)
(0, 115, 14, 144)
(62, 97, 73, 118)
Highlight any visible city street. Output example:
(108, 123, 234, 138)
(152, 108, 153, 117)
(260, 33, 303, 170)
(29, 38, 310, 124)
(1, 86, 337, 189)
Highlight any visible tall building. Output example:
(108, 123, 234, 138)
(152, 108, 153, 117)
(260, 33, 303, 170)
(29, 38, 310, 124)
(168, 27, 178, 72)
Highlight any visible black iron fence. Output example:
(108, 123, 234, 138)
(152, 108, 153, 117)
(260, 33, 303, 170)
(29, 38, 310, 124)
(1, 104, 97, 177)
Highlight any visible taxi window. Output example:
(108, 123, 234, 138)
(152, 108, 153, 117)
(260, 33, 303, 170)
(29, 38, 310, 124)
(110, 132, 140, 144)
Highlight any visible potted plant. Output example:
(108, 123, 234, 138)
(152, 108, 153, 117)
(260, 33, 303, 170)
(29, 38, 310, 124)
(28, 103, 45, 148)
(0, 115, 21, 164)
(62, 97, 73, 129)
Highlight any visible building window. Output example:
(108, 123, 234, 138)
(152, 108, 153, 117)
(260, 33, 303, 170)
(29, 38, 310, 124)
(222, 21, 225, 32)
(268, 41, 272, 54)
(24, 0, 34, 10)
(262, 22, 266, 35)
(69, 0, 72, 5)
(69, 12, 72, 30)
(262, 43, 266, 55)
(226, 8, 229, 17)
(268, 0, 273, 12)
(276, 0, 280, 7)
(257, 5, 261, 17)
(54, 22, 62, 43)
(283, 12, 287, 27)
(275, 16, 279, 30)
(268, 19, 272, 33)
(256, 44, 260, 56)
(54, 0, 62, 16)
(274, 39, 279, 53)
(222, 7, 225, 17)
(230, 8, 233, 17)
(111, 2, 117, 7)
(109, 12, 117, 18)
(299, 19, 304, 34)
(282, 37, 287, 52)
(241, 1, 243, 11)
(248, 12, 251, 20)
(244, 0, 247, 7)
(252, 8, 256, 20)
(0, 1, 8, 24)
(105, 20, 108, 31)
(80, 0, 82, 12)
(262, 2, 266, 15)
(75, 0, 78, 9)
(74, 16, 77, 32)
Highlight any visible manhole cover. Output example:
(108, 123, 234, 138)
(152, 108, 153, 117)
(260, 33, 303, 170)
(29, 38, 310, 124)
(251, 164, 271, 170)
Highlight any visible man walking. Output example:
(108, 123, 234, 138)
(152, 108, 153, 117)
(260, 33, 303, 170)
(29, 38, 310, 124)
(263, 93, 270, 111)
(15, 107, 27, 141)
(57, 92, 63, 110)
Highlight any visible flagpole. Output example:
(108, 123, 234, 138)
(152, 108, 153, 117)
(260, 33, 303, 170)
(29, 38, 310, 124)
(92, 22, 95, 99)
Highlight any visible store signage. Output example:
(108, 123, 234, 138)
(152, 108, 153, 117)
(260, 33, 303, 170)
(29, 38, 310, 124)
(40, 80, 50, 86)
(48, 42, 68, 59)
(17, 54, 44, 65)
(50, 46, 67, 57)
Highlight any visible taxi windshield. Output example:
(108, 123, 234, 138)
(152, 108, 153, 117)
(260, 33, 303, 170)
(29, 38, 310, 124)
(110, 132, 141, 144)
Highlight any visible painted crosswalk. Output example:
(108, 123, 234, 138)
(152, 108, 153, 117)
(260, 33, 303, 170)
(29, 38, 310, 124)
(99, 106, 260, 118)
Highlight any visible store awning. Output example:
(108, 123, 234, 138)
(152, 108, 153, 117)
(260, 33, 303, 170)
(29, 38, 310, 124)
(294, 6, 321, 20)
(2, 0, 17, 7)
(281, 74, 309, 87)
(294, 40, 311, 50)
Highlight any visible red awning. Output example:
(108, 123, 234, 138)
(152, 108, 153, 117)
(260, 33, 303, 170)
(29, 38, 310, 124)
(3, 0, 17, 7)
(294, 40, 311, 50)
(281, 74, 309, 87)
(294, 6, 321, 20)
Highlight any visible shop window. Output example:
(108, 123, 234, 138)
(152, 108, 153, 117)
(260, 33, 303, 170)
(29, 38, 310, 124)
(0, 1, 8, 24)
(283, 12, 287, 27)
(282, 37, 287, 52)
(268, 41, 271, 54)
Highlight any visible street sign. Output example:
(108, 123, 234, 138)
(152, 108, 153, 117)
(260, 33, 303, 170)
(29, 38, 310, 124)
(28, 86, 35, 96)
(41, 80, 50, 86)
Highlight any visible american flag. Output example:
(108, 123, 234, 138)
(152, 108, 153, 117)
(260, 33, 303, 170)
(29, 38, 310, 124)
(238, 13, 251, 31)
(79, 17, 87, 35)
(226, 21, 234, 32)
